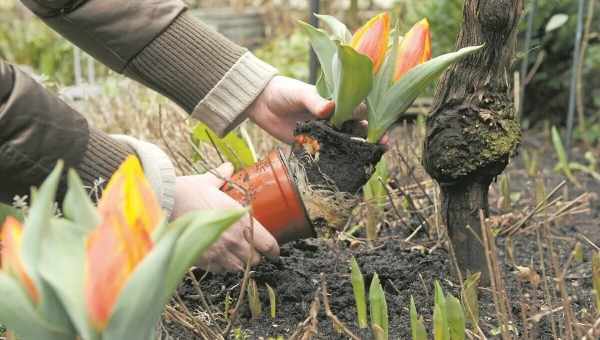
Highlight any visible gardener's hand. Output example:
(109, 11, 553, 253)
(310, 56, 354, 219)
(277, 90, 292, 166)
(246, 76, 334, 143)
(171, 163, 280, 272)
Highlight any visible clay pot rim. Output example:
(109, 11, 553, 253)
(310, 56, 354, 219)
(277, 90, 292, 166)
(275, 148, 316, 238)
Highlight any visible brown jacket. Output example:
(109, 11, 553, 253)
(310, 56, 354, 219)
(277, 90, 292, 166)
(0, 0, 277, 211)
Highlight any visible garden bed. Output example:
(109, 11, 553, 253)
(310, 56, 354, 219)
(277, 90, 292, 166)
(166, 129, 600, 339)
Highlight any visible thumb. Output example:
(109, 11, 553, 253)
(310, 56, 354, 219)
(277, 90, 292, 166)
(302, 86, 335, 119)
(203, 162, 235, 187)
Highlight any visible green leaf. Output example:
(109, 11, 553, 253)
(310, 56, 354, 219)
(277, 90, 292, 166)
(0, 203, 24, 225)
(192, 122, 256, 171)
(447, 295, 466, 340)
(38, 219, 99, 340)
(369, 273, 389, 340)
(0, 273, 73, 340)
(266, 283, 277, 319)
(63, 169, 100, 231)
(368, 45, 484, 143)
(410, 296, 428, 340)
(551, 126, 579, 186)
(22, 161, 63, 279)
(350, 257, 367, 328)
(298, 20, 337, 93)
(462, 272, 480, 328)
(316, 71, 331, 99)
(330, 43, 373, 128)
(433, 281, 449, 340)
(20, 162, 74, 332)
(314, 14, 352, 42)
(163, 208, 246, 298)
(364, 158, 390, 209)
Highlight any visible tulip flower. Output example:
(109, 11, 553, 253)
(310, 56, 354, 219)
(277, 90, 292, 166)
(85, 156, 162, 330)
(351, 13, 390, 73)
(1, 216, 39, 303)
(394, 19, 432, 81)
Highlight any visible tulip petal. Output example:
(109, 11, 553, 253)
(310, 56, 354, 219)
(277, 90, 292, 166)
(394, 19, 432, 81)
(351, 13, 390, 73)
(86, 156, 161, 330)
(1, 217, 39, 303)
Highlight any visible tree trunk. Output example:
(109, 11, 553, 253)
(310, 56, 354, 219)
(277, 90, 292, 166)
(423, 0, 523, 284)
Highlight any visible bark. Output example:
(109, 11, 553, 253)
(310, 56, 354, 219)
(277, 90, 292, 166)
(423, 0, 523, 283)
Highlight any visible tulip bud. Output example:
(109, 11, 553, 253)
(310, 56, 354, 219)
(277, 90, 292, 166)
(1, 217, 39, 303)
(351, 13, 391, 73)
(85, 156, 161, 329)
(394, 19, 432, 81)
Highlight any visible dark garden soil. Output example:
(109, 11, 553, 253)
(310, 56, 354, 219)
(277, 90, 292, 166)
(292, 120, 386, 194)
(167, 130, 600, 339)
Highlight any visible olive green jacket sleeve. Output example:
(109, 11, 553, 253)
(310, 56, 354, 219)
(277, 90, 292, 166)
(20, 0, 278, 135)
(1, 0, 277, 210)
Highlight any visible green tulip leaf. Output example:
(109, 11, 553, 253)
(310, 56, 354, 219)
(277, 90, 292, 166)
(164, 208, 246, 297)
(298, 20, 337, 92)
(331, 43, 373, 128)
(315, 14, 352, 42)
(316, 71, 331, 99)
(447, 295, 466, 340)
(410, 296, 428, 340)
(369, 273, 389, 340)
(63, 169, 100, 231)
(368, 45, 484, 143)
(19, 162, 74, 332)
(192, 122, 256, 171)
(350, 257, 367, 329)
(39, 219, 99, 340)
(0, 203, 24, 225)
(0, 273, 73, 340)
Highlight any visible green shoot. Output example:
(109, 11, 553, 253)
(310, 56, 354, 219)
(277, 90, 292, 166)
(247, 279, 262, 320)
(410, 296, 428, 340)
(446, 295, 466, 340)
(551, 126, 580, 186)
(192, 122, 257, 171)
(266, 284, 277, 319)
(350, 257, 368, 328)
(462, 272, 481, 329)
(433, 281, 449, 340)
(369, 273, 389, 340)
(363, 158, 390, 243)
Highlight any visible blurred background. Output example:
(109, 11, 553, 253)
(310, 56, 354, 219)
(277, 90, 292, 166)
(0, 0, 598, 149)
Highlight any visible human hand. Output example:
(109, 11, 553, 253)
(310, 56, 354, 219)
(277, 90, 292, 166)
(171, 163, 280, 272)
(245, 76, 334, 143)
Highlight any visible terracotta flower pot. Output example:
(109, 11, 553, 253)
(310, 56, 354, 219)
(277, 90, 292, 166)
(221, 149, 315, 244)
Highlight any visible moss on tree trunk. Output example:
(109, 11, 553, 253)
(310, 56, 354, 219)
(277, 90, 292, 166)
(423, 0, 523, 284)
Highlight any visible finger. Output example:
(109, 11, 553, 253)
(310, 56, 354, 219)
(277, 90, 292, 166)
(250, 220, 280, 258)
(300, 86, 334, 119)
(203, 162, 235, 187)
(352, 103, 368, 121)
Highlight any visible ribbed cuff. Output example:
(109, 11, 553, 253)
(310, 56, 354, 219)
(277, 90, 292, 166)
(191, 52, 278, 135)
(112, 135, 177, 218)
(77, 128, 135, 193)
(125, 11, 247, 113)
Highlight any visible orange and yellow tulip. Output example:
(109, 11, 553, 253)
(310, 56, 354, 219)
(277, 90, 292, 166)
(394, 19, 432, 81)
(351, 13, 390, 73)
(85, 156, 162, 330)
(1, 217, 39, 303)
